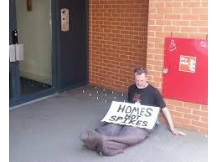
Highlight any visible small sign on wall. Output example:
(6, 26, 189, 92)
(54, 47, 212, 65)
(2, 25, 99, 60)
(179, 55, 196, 73)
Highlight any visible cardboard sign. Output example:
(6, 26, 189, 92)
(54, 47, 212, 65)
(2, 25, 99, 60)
(101, 101, 160, 130)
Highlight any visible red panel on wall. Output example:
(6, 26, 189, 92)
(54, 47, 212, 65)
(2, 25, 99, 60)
(162, 37, 208, 105)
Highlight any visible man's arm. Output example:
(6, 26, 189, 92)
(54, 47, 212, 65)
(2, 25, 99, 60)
(162, 107, 187, 136)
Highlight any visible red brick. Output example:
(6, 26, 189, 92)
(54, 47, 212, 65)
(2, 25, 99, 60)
(153, 65, 163, 71)
(173, 116, 191, 124)
(157, 8, 173, 14)
(154, 54, 164, 60)
(170, 110, 183, 117)
(148, 59, 163, 66)
(148, 14, 164, 20)
(173, 8, 191, 14)
(148, 26, 163, 31)
(153, 76, 162, 82)
(182, 124, 200, 132)
(147, 42, 155, 47)
(190, 21, 208, 27)
(184, 114, 200, 121)
(156, 20, 172, 26)
(192, 110, 208, 117)
(192, 8, 208, 14)
(167, 100, 184, 107)
(184, 102, 201, 110)
(192, 120, 208, 129)
(200, 117, 208, 123)
(199, 128, 208, 134)
(164, 26, 181, 32)
(165, 2, 182, 7)
(199, 27, 208, 33)
(165, 14, 181, 20)
(200, 14, 208, 20)
(182, 2, 201, 7)
(181, 27, 199, 33)
(201, 105, 208, 111)
(182, 14, 200, 20)
(175, 107, 192, 114)
(172, 21, 189, 26)
(155, 32, 172, 38)
(188, 33, 207, 39)
(201, 2, 208, 8)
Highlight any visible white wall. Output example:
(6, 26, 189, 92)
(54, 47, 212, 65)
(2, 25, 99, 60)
(16, 0, 52, 85)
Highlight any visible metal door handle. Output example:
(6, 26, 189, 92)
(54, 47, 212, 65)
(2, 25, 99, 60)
(9, 44, 24, 62)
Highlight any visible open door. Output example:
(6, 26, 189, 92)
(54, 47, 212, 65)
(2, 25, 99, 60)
(9, 0, 56, 107)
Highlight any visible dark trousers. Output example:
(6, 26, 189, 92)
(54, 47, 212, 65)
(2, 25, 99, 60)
(80, 123, 151, 156)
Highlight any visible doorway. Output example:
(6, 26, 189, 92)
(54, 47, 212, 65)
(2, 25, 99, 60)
(57, 0, 89, 90)
(9, 0, 89, 107)
(9, 0, 57, 107)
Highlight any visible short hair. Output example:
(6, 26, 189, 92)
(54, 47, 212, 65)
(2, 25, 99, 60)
(134, 67, 148, 75)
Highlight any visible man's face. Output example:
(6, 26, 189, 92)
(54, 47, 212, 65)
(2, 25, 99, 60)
(134, 73, 148, 89)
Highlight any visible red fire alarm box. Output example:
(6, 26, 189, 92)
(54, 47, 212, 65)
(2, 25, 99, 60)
(162, 37, 208, 105)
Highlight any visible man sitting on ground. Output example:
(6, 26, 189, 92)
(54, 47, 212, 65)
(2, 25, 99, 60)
(80, 67, 186, 156)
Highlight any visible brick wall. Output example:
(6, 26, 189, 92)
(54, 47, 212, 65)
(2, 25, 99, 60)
(89, 0, 149, 92)
(89, 0, 208, 134)
(147, 0, 208, 134)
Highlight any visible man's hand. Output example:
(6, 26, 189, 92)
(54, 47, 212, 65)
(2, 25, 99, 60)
(171, 128, 187, 136)
(162, 108, 187, 136)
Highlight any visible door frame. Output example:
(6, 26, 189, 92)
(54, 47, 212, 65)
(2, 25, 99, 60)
(9, 0, 59, 107)
(56, 0, 89, 92)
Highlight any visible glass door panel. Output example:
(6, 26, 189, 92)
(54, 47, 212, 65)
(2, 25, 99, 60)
(16, 0, 53, 96)
(9, 0, 53, 105)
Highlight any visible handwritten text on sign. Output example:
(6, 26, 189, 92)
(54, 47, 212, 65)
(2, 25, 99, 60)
(101, 101, 160, 130)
